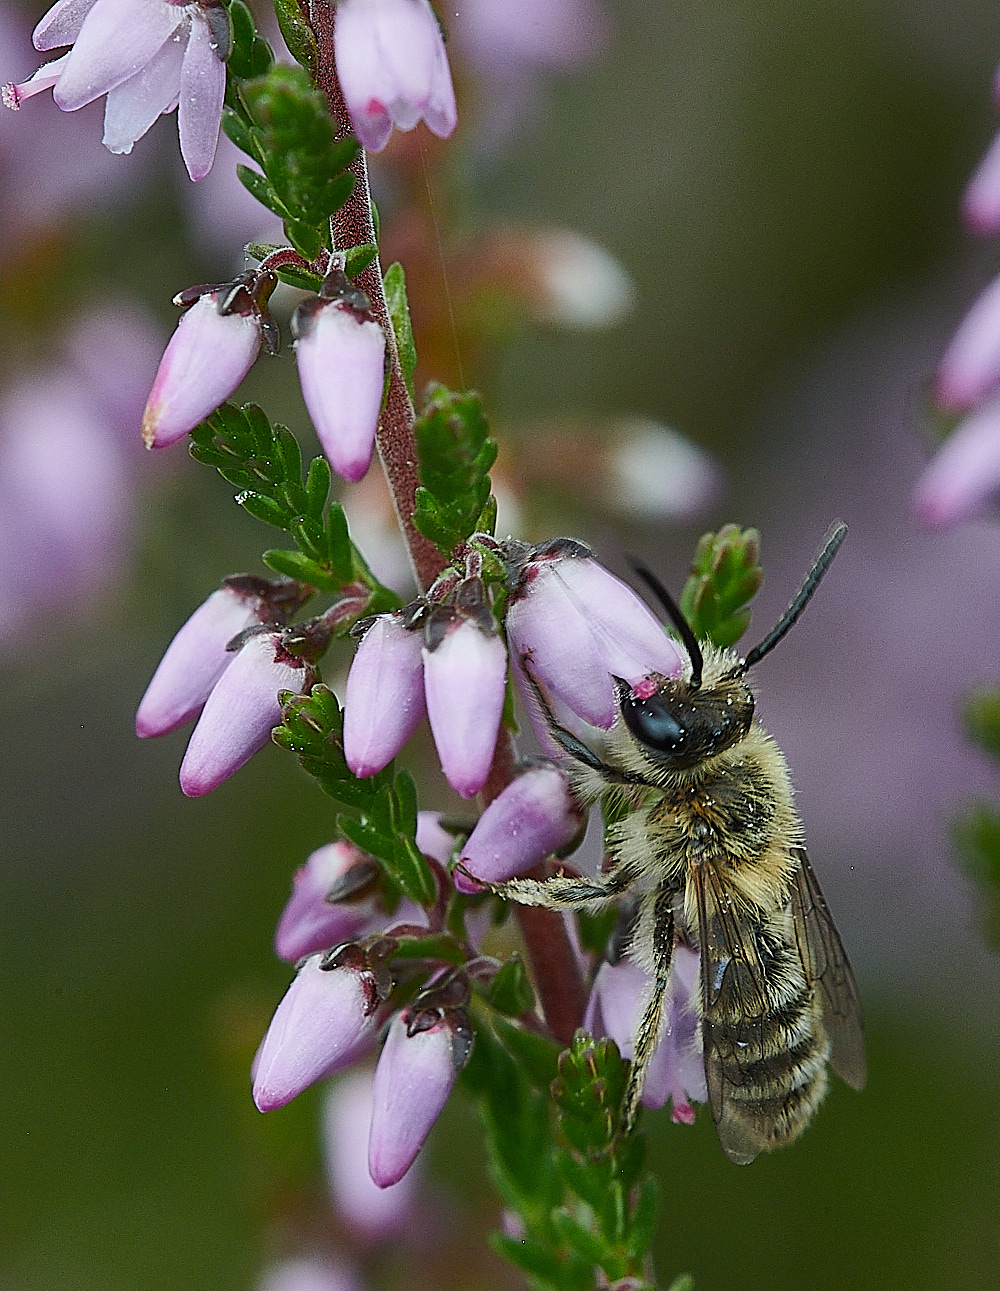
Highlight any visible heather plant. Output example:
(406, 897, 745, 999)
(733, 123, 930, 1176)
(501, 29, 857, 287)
(1, 3, 890, 1290)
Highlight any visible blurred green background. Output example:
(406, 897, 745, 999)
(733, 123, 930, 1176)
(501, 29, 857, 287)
(3, 0, 1000, 1288)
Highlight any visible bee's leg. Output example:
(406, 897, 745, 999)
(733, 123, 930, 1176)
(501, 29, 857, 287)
(519, 653, 647, 787)
(622, 885, 675, 1134)
(463, 861, 641, 911)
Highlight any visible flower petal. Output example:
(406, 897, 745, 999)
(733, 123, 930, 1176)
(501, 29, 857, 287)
(33, 0, 97, 52)
(102, 32, 185, 154)
(53, 0, 182, 111)
(177, 11, 225, 180)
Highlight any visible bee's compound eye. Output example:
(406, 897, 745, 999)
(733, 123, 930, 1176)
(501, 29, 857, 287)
(622, 695, 688, 753)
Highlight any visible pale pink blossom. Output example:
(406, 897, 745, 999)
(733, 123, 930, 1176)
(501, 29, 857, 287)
(334, 0, 456, 152)
(6, 0, 228, 180)
(343, 613, 426, 777)
(912, 394, 1000, 528)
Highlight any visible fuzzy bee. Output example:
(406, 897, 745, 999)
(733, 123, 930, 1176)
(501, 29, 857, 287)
(478, 524, 865, 1164)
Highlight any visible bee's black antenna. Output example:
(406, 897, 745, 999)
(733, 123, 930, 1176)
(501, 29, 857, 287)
(630, 561, 703, 691)
(741, 522, 847, 672)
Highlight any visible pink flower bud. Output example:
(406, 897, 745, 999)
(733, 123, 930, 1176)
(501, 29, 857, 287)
(964, 126, 1000, 237)
(292, 297, 386, 483)
(454, 764, 584, 893)
(135, 587, 263, 737)
(936, 273, 1000, 412)
(584, 950, 706, 1123)
(422, 619, 507, 799)
(343, 613, 426, 778)
(275, 841, 378, 963)
(323, 1072, 420, 1241)
(506, 545, 684, 729)
(141, 291, 261, 449)
(253, 952, 382, 1112)
(912, 396, 1000, 528)
(368, 1006, 469, 1187)
(179, 631, 312, 796)
(334, 0, 457, 153)
(415, 810, 458, 866)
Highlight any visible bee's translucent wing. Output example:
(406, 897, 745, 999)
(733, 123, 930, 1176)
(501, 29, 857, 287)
(790, 846, 866, 1091)
(692, 861, 775, 1165)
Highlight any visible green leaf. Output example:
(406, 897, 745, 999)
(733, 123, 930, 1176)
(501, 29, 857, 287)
(345, 242, 378, 279)
(284, 217, 323, 262)
(963, 687, 1000, 763)
(305, 456, 331, 520)
(273, 0, 318, 78)
(665, 1276, 696, 1291)
(262, 548, 336, 589)
(551, 1209, 618, 1279)
(325, 502, 354, 585)
(486, 956, 535, 1016)
(236, 164, 288, 218)
(679, 523, 763, 648)
(221, 106, 254, 156)
(492, 1015, 560, 1092)
(625, 1175, 658, 1262)
(412, 384, 497, 557)
(383, 262, 417, 402)
(226, 0, 258, 78)
(236, 490, 289, 528)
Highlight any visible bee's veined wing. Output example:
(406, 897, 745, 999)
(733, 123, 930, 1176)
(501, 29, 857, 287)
(692, 861, 775, 1165)
(789, 846, 866, 1091)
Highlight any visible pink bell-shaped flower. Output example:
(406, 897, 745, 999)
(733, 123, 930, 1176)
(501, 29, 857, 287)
(454, 763, 584, 893)
(343, 612, 426, 778)
(274, 841, 378, 964)
(334, 0, 457, 153)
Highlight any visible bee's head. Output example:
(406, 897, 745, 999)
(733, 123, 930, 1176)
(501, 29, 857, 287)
(616, 663, 754, 769)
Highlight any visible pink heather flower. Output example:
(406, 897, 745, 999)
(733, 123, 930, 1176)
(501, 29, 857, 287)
(178, 630, 312, 796)
(912, 394, 1000, 528)
(368, 1009, 462, 1187)
(135, 586, 264, 737)
(333, 0, 457, 153)
(963, 126, 1000, 236)
(454, 763, 584, 894)
(274, 840, 378, 964)
(585, 950, 706, 1123)
(253, 951, 382, 1112)
(422, 618, 507, 799)
(6, 0, 228, 181)
(141, 289, 263, 449)
(936, 273, 1000, 413)
(506, 543, 685, 730)
(291, 287, 386, 484)
(453, 0, 602, 79)
(257, 1258, 365, 1291)
(343, 613, 426, 778)
(322, 1071, 420, 1241)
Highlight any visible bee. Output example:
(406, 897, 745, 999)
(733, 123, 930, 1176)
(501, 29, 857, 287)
(479, 524, 865, 1164)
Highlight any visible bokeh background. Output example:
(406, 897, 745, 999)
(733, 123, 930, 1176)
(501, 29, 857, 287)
(3, 0, 1000, 1287)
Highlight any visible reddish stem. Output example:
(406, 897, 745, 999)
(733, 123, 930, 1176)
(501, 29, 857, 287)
(308, 0, 445, 593)
(305, 2, 586, 1041)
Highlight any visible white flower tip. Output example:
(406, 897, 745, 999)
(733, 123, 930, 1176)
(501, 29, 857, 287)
(535, 230, 635, 329)
(344, 750, 387, 779)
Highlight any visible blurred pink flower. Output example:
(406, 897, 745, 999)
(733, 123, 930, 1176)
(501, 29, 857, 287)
(912, 393, 1000, 528)
(322, 1070, 420, 1242)
(257, 1259, 365, 1291)
(0, 306, 162, 643)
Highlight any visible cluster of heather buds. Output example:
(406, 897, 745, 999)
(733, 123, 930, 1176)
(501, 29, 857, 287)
(4, 0, 229, 180)
(136, 575, 318, 795)
(344, 574, 507, 798)
(913, 59, 1000, 527)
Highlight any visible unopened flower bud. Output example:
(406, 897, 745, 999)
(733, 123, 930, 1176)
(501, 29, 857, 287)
(343, 613, 426, 777)
(912, 395, 1000, 528)
(275, 841, 379, 963)
(334, 0, 457, 153)
(936, 273, 1000, 412)
(455, 764, 584, 893)
(142, 275, 276, 449)
(136, 586, 264, 738)
(423, 616, 507, 799)
(368, 994, 472, 1186)
(253, 948, 384, 1112)
(257, 1258, 364, 1291)
(964, 127, 1000, 236)
(179, 630, 313, 796)
(292, 281, 386, 484)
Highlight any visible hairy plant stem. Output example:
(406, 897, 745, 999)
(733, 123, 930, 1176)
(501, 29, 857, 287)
(306, 2, 586, 1041)
(308, 0, 445, 594)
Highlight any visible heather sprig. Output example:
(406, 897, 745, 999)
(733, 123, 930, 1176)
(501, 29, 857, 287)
(678, 523, 763, 648)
